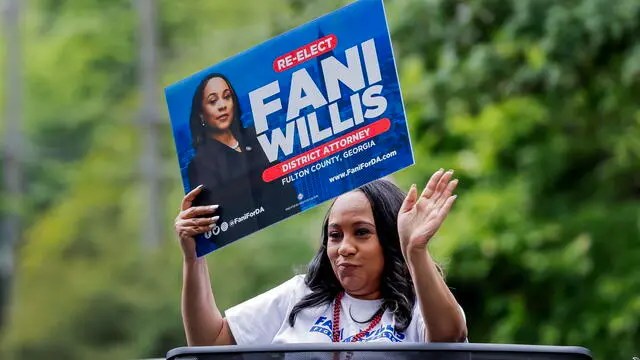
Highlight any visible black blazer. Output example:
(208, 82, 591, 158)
(187, 128, 300, 247)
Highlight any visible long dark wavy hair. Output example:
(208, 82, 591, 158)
(189, 73, 248, 150)
(288, 179, 438, 333)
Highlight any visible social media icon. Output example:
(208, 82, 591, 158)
(221, 222, 229, 232)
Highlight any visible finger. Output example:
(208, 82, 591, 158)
(400, 184, 418, 213)
(181, 204, 219, 219)
(185, 225, 216, 237)
(177, 217, 219, 235)
(181, 225, 213, 238)
(177, 216, 219, 228)
(180, 205, 217, 220)
(181, 185, 204, 211)
(434, 179, 458, 210)
(195, 216, 219, 227)
(420, 168, 444, 199)
(436, 195, 457, 222)
(431, 170, 454, 203)
(425, 195, 457, 238)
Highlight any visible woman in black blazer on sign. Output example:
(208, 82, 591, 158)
(187, 73, 300, 247)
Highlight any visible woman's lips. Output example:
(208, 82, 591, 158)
(338, 263, 358, 269)
(337, 263, 359, 275)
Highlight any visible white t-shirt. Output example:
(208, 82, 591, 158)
(225, 274, 466, 345)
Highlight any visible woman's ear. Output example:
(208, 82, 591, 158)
(200, 114, 205, 127)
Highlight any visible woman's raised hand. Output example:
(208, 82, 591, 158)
(174, 185, 220, 262)
(397, 169, 459, 258)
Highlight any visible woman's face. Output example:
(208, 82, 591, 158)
(201, 77, 235, 132)
(327, 190, 385, 300)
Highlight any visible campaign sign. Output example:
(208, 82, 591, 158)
(164, 0, 414, 257)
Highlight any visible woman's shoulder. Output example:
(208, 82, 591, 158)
(263, 274, 312, 308)
(239, 126, 261, 144)
(225, 274, 309, 318)
(241, 125, 257, 134)
(273, 274, 309, 296)
(245, 274, 308, 303)
(187, 152, 215, 187)
(188, 145, 209, 169)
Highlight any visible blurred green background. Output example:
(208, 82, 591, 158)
(0, 0, 638, 359)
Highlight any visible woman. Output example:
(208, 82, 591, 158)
(175, 168, 468, 344)
(186, 73, 300, 246)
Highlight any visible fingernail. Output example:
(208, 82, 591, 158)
(438, 168, 444, 172)
(211, 216, 220, 222)
(210, 205, 219, 210)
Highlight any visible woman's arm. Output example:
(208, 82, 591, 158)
(175, 185, 235, 346)
(182, 258, 236, 346)
(398, 169, 468, 342)
(406, 249, 467, 342)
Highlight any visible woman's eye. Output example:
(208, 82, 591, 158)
(355, 228, 370, 236)
(328, 232, 341, 240)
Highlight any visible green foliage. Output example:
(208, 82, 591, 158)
(1, 0, 638, 359)
(20, 0, 138, 217)
(388, 0, 640, 358)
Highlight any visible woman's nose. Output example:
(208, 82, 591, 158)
(338, 238, 357, 256)
(218, 99, 230, 110)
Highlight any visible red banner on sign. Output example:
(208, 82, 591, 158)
(262, 118, 391, 182)
(273, 34, 338, 72)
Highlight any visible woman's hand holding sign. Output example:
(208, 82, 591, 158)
(174, 185, 220, 262)
(175, 184, 235, 346)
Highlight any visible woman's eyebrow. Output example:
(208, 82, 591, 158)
(329, 220, 374, 228)
(353, 220, 375, 227)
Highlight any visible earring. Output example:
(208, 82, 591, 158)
(200, 115, 205, 127)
